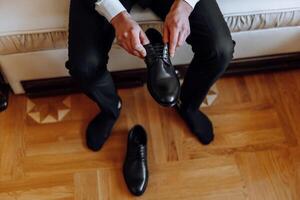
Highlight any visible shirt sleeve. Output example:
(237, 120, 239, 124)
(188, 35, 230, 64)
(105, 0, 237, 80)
(95, 0, 127, 22)
(183, 0, 200, 8)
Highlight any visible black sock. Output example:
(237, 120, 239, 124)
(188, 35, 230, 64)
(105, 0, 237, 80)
(86, 102, 121, 151)
(177, 105, 214, 145)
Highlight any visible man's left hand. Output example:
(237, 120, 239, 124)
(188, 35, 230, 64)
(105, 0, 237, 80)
(163, 0, 193, 57)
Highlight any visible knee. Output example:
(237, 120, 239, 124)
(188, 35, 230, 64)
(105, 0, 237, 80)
(192, 35, 235, 74)
(214, 37, 235, 67)
(66, 52, 106, 81)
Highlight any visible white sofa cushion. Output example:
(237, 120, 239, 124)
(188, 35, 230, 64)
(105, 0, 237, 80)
(1, 0, 300, 35)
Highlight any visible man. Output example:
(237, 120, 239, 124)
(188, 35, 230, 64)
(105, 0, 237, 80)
(65, 0, 235, 151)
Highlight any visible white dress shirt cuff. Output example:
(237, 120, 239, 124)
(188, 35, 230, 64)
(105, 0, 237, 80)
(184, 0, 200, 8)
(95, 0, 127, 22)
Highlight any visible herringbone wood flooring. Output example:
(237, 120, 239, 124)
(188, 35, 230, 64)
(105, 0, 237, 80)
(0, 69, 300, 199)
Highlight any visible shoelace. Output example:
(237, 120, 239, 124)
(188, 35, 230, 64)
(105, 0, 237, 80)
(128, 144, 146, 161)
(148, 44, 168, 60)
(138, 145, 146, 161)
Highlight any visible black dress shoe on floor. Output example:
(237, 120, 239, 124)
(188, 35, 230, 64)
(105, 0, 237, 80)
(144, 28, 180, 107)
(123, 125, 148, 196)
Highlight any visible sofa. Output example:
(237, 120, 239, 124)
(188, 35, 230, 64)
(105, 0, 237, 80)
(0, 0, 300, 94)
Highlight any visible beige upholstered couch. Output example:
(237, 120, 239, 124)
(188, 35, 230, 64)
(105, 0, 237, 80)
(1, 0, 300, 94)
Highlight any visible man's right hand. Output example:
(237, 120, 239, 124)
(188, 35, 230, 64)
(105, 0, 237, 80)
(111, 11, 149, 58)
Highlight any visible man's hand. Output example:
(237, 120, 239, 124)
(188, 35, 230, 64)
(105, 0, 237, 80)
(164, 0, 193, 57)
(111, 11, 149, 58)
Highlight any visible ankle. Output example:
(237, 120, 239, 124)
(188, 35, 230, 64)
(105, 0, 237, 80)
(101, 98, 122, 120)
(177, 101, 197, 114)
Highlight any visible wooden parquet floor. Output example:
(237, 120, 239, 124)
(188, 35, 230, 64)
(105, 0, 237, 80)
(0, 69, 300, 200)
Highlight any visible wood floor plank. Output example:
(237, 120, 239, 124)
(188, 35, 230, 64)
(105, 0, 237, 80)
(235, 149, 296, 200)
(0, 185, 74, 200)
(0, 95, 26, 182)
(74, 170, 100, 200)
(0, 173, 74, 193)
(272, 70, 300, 143)
(289, 147, 300, 200)
(263, 73, 298, 146)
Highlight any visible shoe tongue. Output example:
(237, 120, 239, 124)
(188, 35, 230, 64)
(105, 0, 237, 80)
(145, 28, 163, 44)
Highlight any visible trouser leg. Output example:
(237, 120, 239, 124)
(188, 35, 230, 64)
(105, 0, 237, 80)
(66, 0, 136, 118)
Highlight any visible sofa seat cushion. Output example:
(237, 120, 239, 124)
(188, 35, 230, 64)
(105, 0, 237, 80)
(1, 0, 300, 55)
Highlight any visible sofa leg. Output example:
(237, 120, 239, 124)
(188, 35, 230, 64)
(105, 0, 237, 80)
(0, 72, 9, 112)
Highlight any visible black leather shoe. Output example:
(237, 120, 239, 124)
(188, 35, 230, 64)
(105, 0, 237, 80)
(0, 84, 9, 112)
(144, 28, 180, 107)
(123, 125, 148, 196)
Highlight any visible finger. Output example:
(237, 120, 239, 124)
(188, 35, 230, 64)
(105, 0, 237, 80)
(163, 25, 169, 44)
(124, 45, 131, 54)
(131, 30, 145, 57)
(120, 38, 133, 55)
(123, 40, 131, 53)
(133, 50, 141, 57)
(137, 32, 149, 57)
(177, 30, 186, 47)
(117, 34, 130, 52)
(118, 40, 131, 54)
(169, 28, 179, 57)
(121, 31, 130, 47)
(140, 31, 150, 45)
(122, 31, 134, 54)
